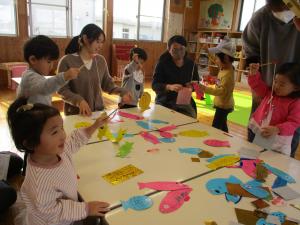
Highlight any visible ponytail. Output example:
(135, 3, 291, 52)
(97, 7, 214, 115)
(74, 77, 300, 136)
(65, 35, 80, 55)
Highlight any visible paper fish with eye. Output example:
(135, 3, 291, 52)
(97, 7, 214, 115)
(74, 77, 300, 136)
(159, 188, 192, 214)
(262, 163, 296, 183)
(230, 159, 263, 179)
(97, 124, 108, 140)
(240, 180, 270, 199)
(116, 142, 134, 158)
(121, 195, 153, 211)
(206, 175, 243, 204)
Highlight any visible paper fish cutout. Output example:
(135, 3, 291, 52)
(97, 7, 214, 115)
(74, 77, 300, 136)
(118, 111, 144, 120)
(272, 176, 288, 189)
(148, 119, 168, 124)
(269, 211, 286, 223)
(159, 137, 176, 143)
(239, 159, 263, 179)
(159, 131, 174, 138)
(255, 162, 269, 182)
(241, 180, 270, 199)
(140, 131, 160, 144)
(159, 125, 177, 132)
(192, 82, 204, 100)
(97, 124, 108, 140)
(121, 195, 153, 211)
(146, 148, 160, 153)
(113, 128, 127, 143)
(75, 121, 92, 128)
(256, 218, 274, 225)
(227, 183, 272, 200)
(102, 164, 143, 185)
(139, 92, 151, 111)
(262, 163, 296, 183)
(136, 121, 154, 130)
(178, 147, 202, 155)
(204, 139, 231, 147)
(206, 175, 242, 204)
(207, 155, 240, 170)
(256, 211, 286, 225)
(207, 154, 235, 163)
(271, 196, 286, 206)
(123, 133, 135, 138)
(158, 125, 177, 138)
(116, 142, 134, 158)
(159, 188, 192, 213)
(176, 87, 192, 105)
(178, 130, 209, 137)
(138, 181, 189, 191)
(198, 150, 214, 158)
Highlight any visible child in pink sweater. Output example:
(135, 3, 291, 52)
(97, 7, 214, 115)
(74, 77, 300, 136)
(248, 63, 300, 155)
(7, 97, 110, 225)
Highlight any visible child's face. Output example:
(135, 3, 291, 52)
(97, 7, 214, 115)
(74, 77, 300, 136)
(273, 74, 298, 97)
(137, 59, 145, 70)
(85, 34, 105, 55)
(34, 115, 66, 156)
(29, 57, 54, 75)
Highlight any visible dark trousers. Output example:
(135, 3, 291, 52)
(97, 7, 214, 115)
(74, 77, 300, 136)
(212, 107, 232, 132)
(291, 127, 300, 158)
(248, 95, 260, 141)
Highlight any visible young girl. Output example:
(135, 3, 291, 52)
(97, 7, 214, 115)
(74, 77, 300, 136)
(7, 97, 110, 225)
(199, 38, 236, 132)
(121, 47, 148, 106)
(58, 24, 131, 116)
(248, 63, 300, 155)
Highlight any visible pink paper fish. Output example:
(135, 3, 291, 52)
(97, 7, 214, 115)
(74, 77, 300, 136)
(228, 159, 262, 179)
(159, 131, 174, 138)
(138, 181, 189, 191)
(203, 139, 231, 147)
(192, 82, 204, 100)
(118, 111, 144, 120)
(158, 125, 177, 132)
(140, 131, 160, 144)
(159, 188, 192, 213)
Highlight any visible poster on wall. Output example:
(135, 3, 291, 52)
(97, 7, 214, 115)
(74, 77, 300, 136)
(198, 0, 234, 29)
(167, 12, 183, 39)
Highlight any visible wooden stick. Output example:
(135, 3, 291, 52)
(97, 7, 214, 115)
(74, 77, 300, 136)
(260, 62, 274, 67)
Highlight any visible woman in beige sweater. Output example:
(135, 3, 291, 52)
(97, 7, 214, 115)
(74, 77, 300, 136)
(58, 24, 131, 116)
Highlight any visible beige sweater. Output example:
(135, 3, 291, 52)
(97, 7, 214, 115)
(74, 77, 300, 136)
(58, 54, 126, 115)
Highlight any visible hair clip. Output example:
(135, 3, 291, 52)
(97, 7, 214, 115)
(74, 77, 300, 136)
(17, 104, 34, 113)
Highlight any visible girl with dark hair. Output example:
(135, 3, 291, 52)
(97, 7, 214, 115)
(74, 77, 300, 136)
(58, 24, 131, 116)
(248, 63, 300, 156)
(152, 35, 199, 118)
(7, 97, 110, 225)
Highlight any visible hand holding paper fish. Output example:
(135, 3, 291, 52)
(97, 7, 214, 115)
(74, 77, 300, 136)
(260, 126, 279, 137)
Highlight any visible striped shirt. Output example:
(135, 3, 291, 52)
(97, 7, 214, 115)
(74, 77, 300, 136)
(21, 129, 89, 225)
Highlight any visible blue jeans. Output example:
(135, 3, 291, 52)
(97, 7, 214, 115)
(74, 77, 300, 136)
(291, 127, 300, 158)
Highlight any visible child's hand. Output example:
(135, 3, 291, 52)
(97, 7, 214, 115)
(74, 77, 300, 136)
(79, 100, 92, 116)
(64, 68, 80, 81)
(87, 201, 110, 217)
(166, 84, 183, 92)
(249, 63, 260, 76)
(132, 53, 139, 63)
(94, 112, 108, 127)
(260, 126, 279, 137)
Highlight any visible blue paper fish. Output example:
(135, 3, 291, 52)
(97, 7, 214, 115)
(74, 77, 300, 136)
(256, 211, 286, 225)
(272, 176, 288, 189)
(148, 119, 168, 124)
(241, 180, 270, 199)
(263, 163, 296, 183)
(121, 195, 153, 211)
(178, 147, 202, 155)
(206, 175, 242, 204)
(206, 154, 236, 162)
(159, 137, 176, 143)
(256, 218, 273, 225)
(136, 121, 154, 130)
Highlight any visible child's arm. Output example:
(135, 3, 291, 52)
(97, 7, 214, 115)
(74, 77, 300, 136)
(247, 64, 270, 97)
(200, 72, 234, 96)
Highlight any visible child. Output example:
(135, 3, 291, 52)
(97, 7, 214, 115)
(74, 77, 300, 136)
(199, 37, 236, 132)
(18, 35, 80, 106)
(121, 47, 148, 106)
(248, 63, 300, 155)
(7, 97, 110, 225)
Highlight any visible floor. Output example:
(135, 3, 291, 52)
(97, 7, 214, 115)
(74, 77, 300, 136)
(0, 82, 299, 225)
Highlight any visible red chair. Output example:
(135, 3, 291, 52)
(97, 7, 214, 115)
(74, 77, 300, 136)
(11, 65, 28, 90)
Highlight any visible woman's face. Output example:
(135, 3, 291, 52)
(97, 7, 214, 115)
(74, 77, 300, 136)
(84, 34, 105, 55)
(169, 42, 186, 60)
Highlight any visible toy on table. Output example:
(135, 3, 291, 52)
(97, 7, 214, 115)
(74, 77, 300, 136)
(121, 195, 153, 211)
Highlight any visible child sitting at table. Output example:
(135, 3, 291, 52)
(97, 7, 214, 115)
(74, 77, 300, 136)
(248, 63, 300, 156)
(18, 35, 79, 105)
(7, 97, 110, 225)
(121, 47, 148, 106)
(198, 37, 236, 132)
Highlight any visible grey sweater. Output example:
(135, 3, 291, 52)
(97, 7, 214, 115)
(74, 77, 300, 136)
(58, 54, 126, 115)
(17, 68, 66, 105)
(242, 6, 300, 87)
(121, 61, 144, 105)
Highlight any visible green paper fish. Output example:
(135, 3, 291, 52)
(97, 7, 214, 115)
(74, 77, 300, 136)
(116, 142, 134, 158)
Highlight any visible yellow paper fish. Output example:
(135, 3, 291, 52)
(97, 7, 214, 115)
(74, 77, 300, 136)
(178, 130, 209, 137)
(139, 92, 151, 111)
(75, 122, 92, 128)
(97, 124, 108, 140)
(113, 128, 127, 143)
(207, 155, 240, 170)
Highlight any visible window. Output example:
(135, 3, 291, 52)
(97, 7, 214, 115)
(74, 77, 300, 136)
(27, 0, 104, 37)
(0, 0, 17, 35)
(239, 0, 265, 31)
(113, 0, 165, 41)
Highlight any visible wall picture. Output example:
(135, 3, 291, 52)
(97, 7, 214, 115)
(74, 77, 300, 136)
(198, 0, 234, 29)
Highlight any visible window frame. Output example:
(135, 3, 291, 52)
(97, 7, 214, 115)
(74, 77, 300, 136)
(27, 0, 105, 37)
(0, 0, 18, 37)
(113, 0, 165, 42)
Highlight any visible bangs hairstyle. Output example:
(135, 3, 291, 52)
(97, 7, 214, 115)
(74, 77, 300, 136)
(65, 23, 105, 54)
(276, 62, 300, 98)
(167, 35, 187, 49)
(7, 98, 60, 153)
(130, 47, 148, 61)
(23, 35, 59, 62)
